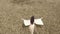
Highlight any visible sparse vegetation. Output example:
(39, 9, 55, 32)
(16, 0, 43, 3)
(0, 0, 60, 34)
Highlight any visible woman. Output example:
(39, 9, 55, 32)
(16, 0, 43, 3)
(29, 16, 35, 34)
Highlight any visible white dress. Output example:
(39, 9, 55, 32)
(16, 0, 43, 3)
(29, 24, 35, 34)
(22, 18, 44, 34)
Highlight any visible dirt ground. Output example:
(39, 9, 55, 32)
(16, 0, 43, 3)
(0, 0, 60, 34)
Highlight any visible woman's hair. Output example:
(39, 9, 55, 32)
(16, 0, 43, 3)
(30, 16, 34, 24)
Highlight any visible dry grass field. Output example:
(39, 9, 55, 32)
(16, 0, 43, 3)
(0, 0, 60, 34)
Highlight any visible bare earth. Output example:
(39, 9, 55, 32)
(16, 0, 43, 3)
(0, 0, 60, 34)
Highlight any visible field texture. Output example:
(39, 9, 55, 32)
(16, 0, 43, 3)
(0, 0, 60, 34)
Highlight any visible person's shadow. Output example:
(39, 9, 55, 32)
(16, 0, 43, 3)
(22, 23, 29, 28)
(22, 23, 44, 34)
